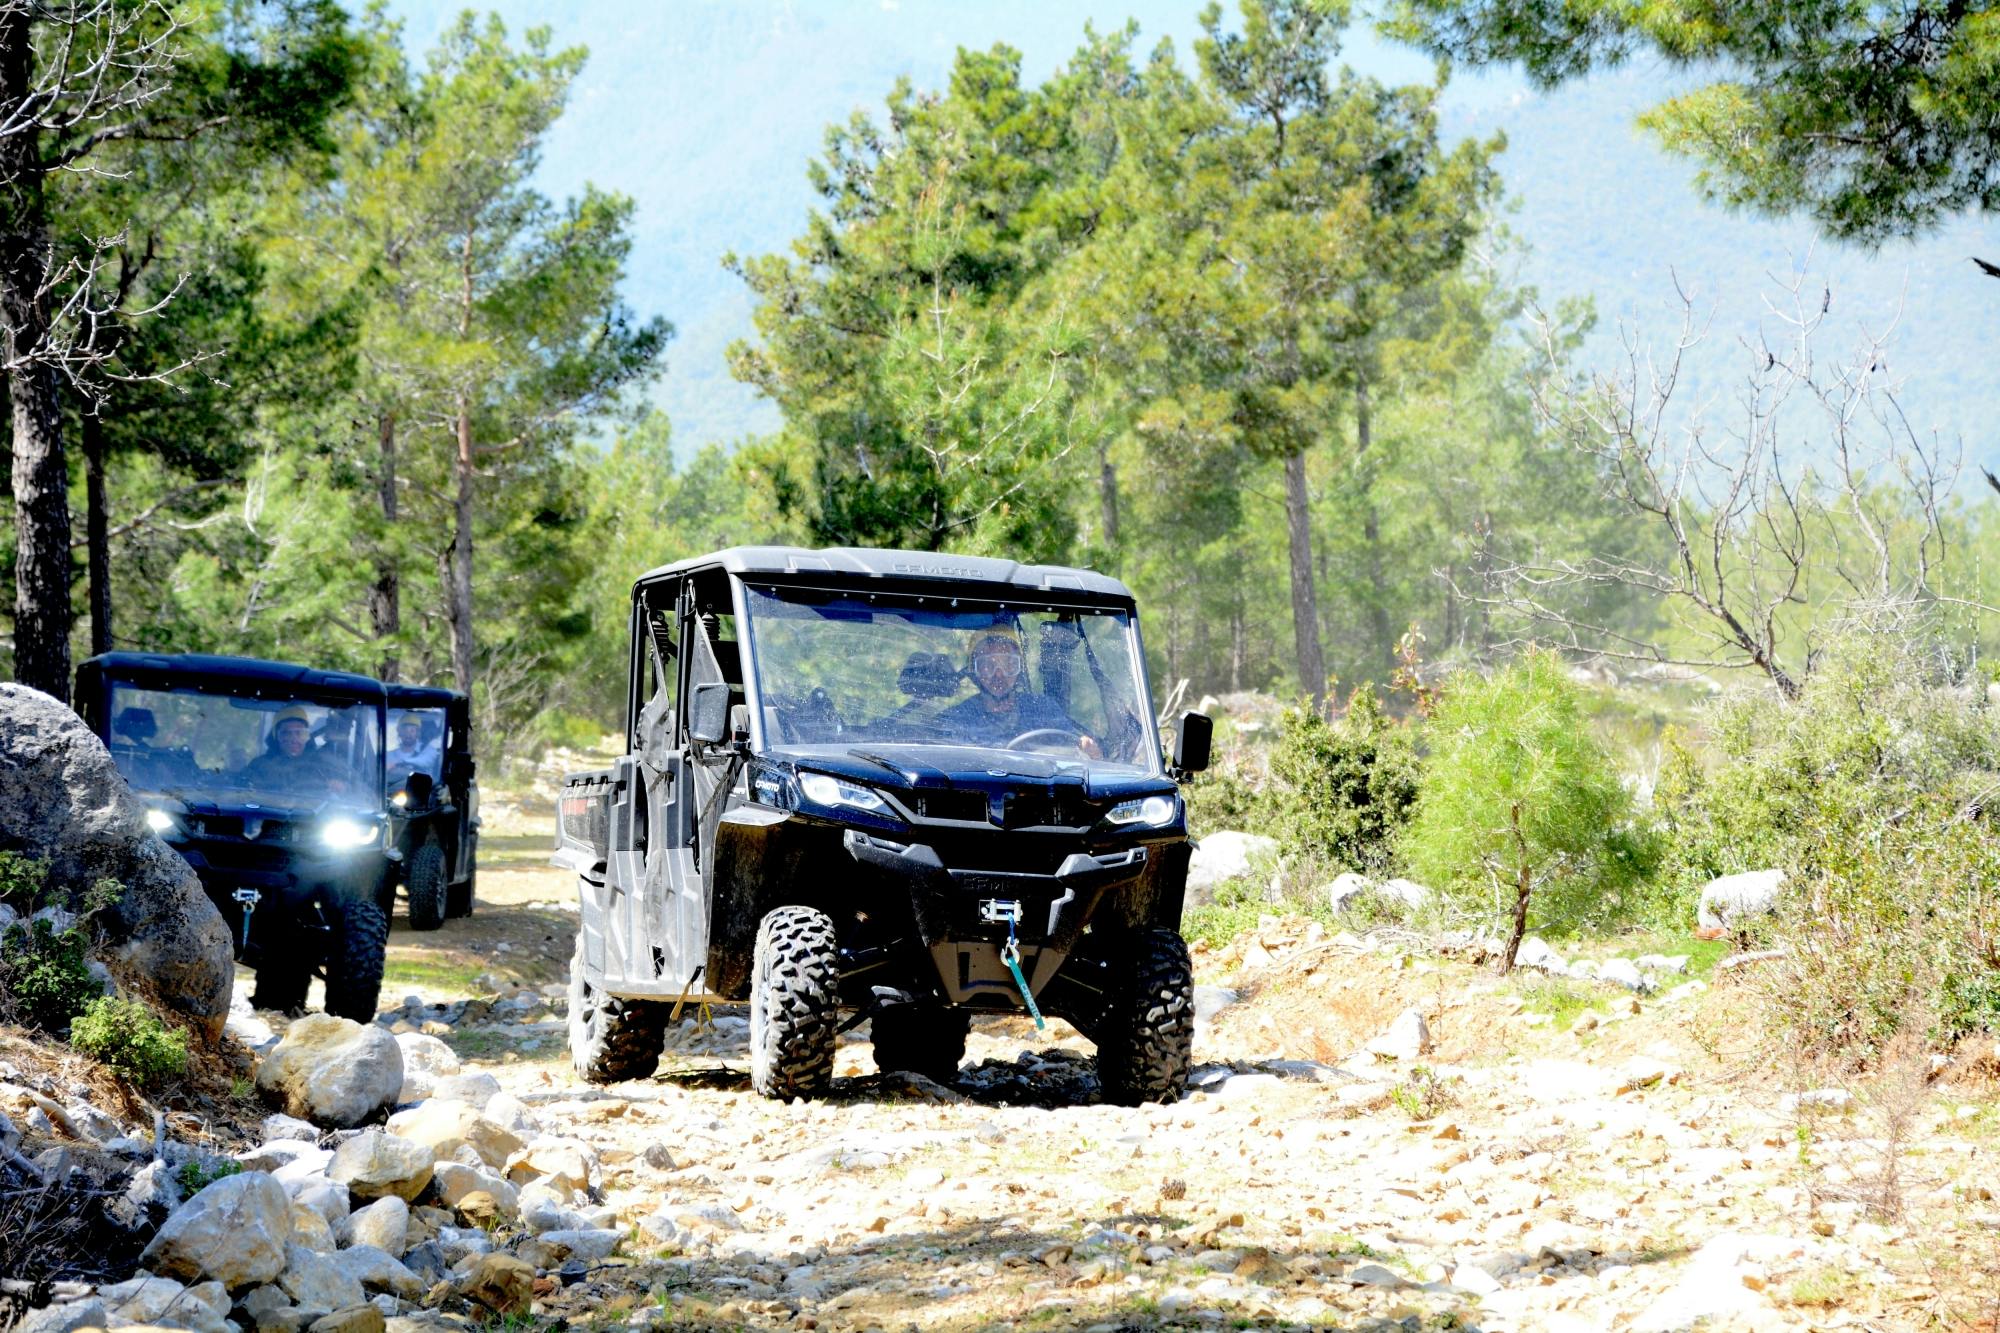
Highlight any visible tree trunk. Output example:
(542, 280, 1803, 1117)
(1355, 370, 1394, 676)
(369, 412, 400, 681)
(1282, 449, 1327, 710)
(447, 393, 475, 700)
(0, 15, 71, 702)
(83, 410, 110, 656)
(1501, 801, 1533, 973)
(1097, 440, 1119, 547)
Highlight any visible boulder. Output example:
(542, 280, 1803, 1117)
(1366, 1008, 1432, 1061)
(391, 1034, 460, 1103)
(16, 1299, 109, 1333)
(1696, 868, 1784, 939)
(384, 1099, 520, 1170)
(454, 1253, 534, 1317)
(257, 1015, 403, 1129)
(504, 1135, 596, 1192)
(1377, 878, 1430, 912)
(0, 683, 233, 1035)
(286, 1177, 351, 1226)
(279, 1242, 367, 1312)
(342, 1196, 409, 1256)
(308, 1308, 384, 1333)
(140, 1170, 292, 1288)
(328, 1131, 434, 1202)
(431, 1160, 518, 1217)
(1325, 872, 1373, 913)
(290, 1203, 338, 1252)
(327, 1245, 422, 1299)
(431, 1072, 501, 1110)
(1184, 831, 1278, 906)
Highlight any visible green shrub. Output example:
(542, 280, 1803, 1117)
(1182, 761, 1262, 840)
(0, 853, 121, 1033)
(176, 1158, 241, 1196)
(1399, 650, 1650, 965)
(1269, 685, 1419, 876)
(70, 996, 189, 1086)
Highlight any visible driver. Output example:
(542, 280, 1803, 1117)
(387, 712, 441, 777)
(939, 626, 1102, 757)
(239, 706, 348, 796)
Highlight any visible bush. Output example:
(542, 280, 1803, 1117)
(1399, 651, 1649, 965)
(0, 853, 121, 1034)
(1662, 632, 2000, 1059)
(70, 996, 189, 1087)
(1268, 685, 1419, 876)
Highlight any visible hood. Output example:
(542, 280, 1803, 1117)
(772, 743, 1171, 802)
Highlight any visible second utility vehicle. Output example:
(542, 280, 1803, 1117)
(76, 652, 393, 1020)
(556, 546, 1211, 1104)
(380, 684, 480, 930)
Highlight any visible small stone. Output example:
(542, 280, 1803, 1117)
(455, 1253, 535, 1317)
(308, 1306, 386, 1333)
(641, 1143, 676, 1171)
(1347, 1263, 1409, 1289)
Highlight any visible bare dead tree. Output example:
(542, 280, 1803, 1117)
(1461, 261, 1963, 699)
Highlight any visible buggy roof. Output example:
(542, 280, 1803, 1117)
(385, 684, 466, 710)
(79, 652, 387, 705)
(633, 546, 1134, 602)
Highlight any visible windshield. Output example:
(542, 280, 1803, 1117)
(741, 584, 1161, 773)
(105, 682, 383, 812)
(387, 706, 446, 788)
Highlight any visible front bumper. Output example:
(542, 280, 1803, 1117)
(842, 830, 1149, 1007)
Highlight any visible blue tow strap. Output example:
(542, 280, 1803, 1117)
(1002, 916, 1046, 1030)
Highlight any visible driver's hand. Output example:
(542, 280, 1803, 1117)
(1079, 735, 1103, 760)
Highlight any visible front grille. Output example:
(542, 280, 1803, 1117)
(193, 841, 294, 874)
(999, 789, 1098, 830)
(903, 789, 986, 823)
(186, 816, 306, 845)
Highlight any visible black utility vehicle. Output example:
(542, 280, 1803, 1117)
(555, 546, 1212, 1104)
(380, 684, 480, 930)
(76, 652, 393, 1020)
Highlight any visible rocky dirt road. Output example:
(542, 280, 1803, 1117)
(324, 848, 2000, 1333)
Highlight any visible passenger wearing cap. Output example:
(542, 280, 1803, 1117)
(938, 626, 1102, 757)
(387, 712, 441, 778)
(239, 705, 348, 795)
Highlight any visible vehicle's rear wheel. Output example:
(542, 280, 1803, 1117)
(870, 1005, 970, 1083)
(1094, 928, 1195, 1106)
(406, 834, 447, 932)
(749, 906, 839, 1100)
(321, 897, 388, 1022)
(568, 935, 668, 1083)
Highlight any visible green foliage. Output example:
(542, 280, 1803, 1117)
(0, 855, 119, 1034)
(1660, 631, 2000, 1057)
(1386, 0, 2000, 243)
(70, 997, 189, 1087)
(176, 1158, 243, 1197)
(1389, 1065, 1458, 1120)
(1268, 685, 1419, 875)
(1180, 878, 1271, 951)
(1400, 651, 1645, 944)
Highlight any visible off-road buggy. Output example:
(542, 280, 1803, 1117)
(378, 684, 480, 930)
(75, 652, 393, 1020)
(555, 546, 1212, 1104)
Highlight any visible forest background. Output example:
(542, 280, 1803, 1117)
(4, 0, 1999, 752)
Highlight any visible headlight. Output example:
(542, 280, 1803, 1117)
(798, 773, 890, 814)
(1105, 794, 1176, 828)
(320, 817, 380, 850)
(391, 790, 409, 809)
(144, 809, 176, 834)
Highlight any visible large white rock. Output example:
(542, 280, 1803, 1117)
(329, 1245, 424, 1299)
(1696, 868, 1784, 939)
(1513, 936, 1567, 975)
(431, 1072, 501, 1110)
(256, 1015, 404, 1128)
(432, 1160, 519, 1217)
(140, 1170, 292, 1288)
(392, 1033, 461, 1103)
(504, 1136, 597, 1192)
(385, 1099, 521, 1170)
(1325, 872, 1373, 913)
(1366, 1008, 1432, 1061)
(342, 1195, 410, 1256)
(328, 1131, 435, 1202)
(278, 1241, 367, 1311)
(287, 1176, 352, 1225)
(1184, 831, 1279, 905)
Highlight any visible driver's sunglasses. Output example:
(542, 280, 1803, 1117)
(974, 643, 1022, 667)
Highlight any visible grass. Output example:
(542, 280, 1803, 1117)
(1514, 975, 1613, 1028)
(382, 956, 492, 992)
(1783, 1265, 1856, 1307)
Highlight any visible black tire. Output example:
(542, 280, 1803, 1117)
(321, 897, 388, 1022)
(406, 835, 447, 932)
(250, 960, 309, 1014)
(1095, 928, 1195, 1106)
(567, 935, 668, 1083)
(446, 844, 476, 919)
(871, 1005, 969, 1083)
(749, 906, 839, 1100)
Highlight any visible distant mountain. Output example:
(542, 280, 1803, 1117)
(384, 1, 2000, 465)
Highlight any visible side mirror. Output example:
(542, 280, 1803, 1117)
(1172, 711, 1213, 775)
(689, 681, 731, 746)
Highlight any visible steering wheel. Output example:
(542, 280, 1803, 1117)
(1006, 727, 1087, 752)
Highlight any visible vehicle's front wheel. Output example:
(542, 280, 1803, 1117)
(1094, 928, 1194, 1106)
(320, 897, 388, 1022)
(871, 1005, 969, 1083)
(405, 834, 447, 932)
(749, 906, 839, 1100)
(568, 935, 668, 1083)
